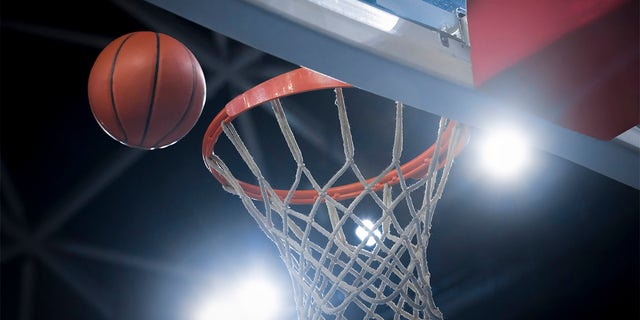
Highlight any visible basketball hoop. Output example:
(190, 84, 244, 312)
(202, 67, 469, 319)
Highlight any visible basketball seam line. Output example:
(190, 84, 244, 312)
(152, 45, 198, 148)
(140, 32, 161, 147)
(110, 33, 135, 144)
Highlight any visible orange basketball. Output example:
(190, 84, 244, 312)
(88, 31, 206, 150)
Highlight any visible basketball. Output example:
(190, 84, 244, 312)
(87, 31, 206, 150)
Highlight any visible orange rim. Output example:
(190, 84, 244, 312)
(202, 67, 469, 204)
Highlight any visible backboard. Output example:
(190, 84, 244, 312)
(144, 0, 638, 189)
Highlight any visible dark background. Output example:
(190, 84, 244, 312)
(1, 1, 638, 320)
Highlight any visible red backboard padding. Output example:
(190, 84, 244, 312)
(467, 0, 639, 140)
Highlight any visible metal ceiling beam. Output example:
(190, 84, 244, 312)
(35, 149, 145, 240)
(1, 20, 112, 49)
(54, 242, 207, 281)
(1, 216, 26, 241)
(1, 159, 27, 226)
(35, 250, 113, 319)
(1, 245, 22, 263)
(19, 259, 36, 320)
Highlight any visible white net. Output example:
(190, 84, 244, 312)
(205, 88, 468, 320)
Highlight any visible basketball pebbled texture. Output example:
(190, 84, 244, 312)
(88, 31, 206, 150)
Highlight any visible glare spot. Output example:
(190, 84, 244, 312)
(192, 271, 284, 320)
(479, 128, 530, 179)
(310, 0, 400, 32)
(355, 219, 382, 247)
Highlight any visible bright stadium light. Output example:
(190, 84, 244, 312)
(479, 127, 531, 179)
(355, 219, 382, 247)
(192, 270, 285, 320)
